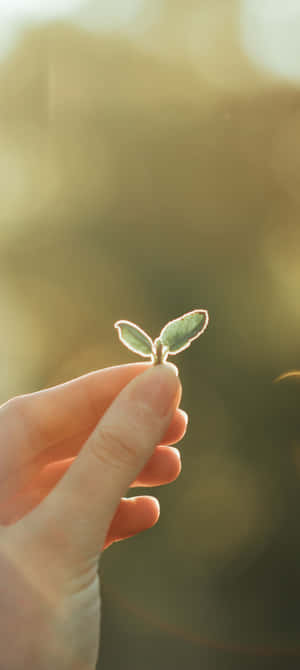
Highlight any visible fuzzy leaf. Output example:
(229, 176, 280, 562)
(114, 320, 153, 357)
(159, 309, 209, 355)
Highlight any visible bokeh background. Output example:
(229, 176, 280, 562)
(1, 0, 300, 667)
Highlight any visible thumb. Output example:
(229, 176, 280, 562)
(29, 364, 181, 560)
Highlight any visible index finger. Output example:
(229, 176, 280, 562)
(2, 364, 153, 458)
(0, 364, 155, 482)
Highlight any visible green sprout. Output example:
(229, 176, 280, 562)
(114, 309, 209, 365)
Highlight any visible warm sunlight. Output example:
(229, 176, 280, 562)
(0, 0, 83, 18)
(0, 0, 151, 58)
(240, 0, 300, 82)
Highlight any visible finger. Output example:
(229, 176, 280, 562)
(0, 408, 187, 511)
(102, 496, 160, 551)
(0, 363, 153, 477)
(24, 365, 181, 562)
(0, 444, 178, 525)
(25, 444, 182, 499)
(156, 408, 187, 446)
(131, 446, 182, 486)
(33, 407, 188, 470)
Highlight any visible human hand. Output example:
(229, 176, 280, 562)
(0, 362, 186, 669)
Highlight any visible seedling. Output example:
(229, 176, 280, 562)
(114, 309, 209, 365)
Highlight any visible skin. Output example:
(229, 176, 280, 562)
(0, 362, 187, 669)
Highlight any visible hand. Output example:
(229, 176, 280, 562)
(0, 362, 187, 669)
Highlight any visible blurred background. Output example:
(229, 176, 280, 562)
(1, 0, 300, 667)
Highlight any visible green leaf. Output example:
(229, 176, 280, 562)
(114, 320, 153, 357)
(159, 309, 209, 355)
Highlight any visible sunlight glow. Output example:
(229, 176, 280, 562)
(273, 370, 300, 383)
(0, 0, 84, 19)
(0, 0, 85, 59)
(75, 0, 151, 32)
(240, 0, 300, 83)
(0, 0, 152, 60)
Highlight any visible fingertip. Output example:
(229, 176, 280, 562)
(164, 361, 179, 377)
(168, 446, 182, 479)
(168, 446, 181, 460)
(145, 495, 160, 525)
(129, 495, 160, 527)
(133, 495, 160, 523)
(178, 409, 189, 425)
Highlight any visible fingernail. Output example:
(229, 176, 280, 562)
(132, 364, 180, 418)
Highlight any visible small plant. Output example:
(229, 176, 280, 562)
(114, 309, 209, 365)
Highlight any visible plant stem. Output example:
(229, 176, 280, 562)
(153, 339, 168, 365)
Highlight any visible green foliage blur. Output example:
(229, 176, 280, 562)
(1, 2, 300, 667)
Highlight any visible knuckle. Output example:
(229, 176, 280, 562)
(5, 394, 29, 424)
(89, 424, 139, 469)
(5, 394, 43, 453)
(7, 394, 27, 411)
